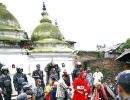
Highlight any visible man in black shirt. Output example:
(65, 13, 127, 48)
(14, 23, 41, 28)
(32, 64, 45, 88)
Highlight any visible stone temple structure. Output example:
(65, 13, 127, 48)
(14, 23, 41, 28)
(0, 1, 76, 83)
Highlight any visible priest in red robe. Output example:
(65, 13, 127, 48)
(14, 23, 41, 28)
(72, 71, 91, 100)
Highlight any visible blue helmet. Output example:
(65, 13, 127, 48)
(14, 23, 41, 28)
(117, 70, 130, 84)
(23, 84, 32, 91)
(17, 93, 28, 100)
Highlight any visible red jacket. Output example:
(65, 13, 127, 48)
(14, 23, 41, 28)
(72, 72, 91, 100)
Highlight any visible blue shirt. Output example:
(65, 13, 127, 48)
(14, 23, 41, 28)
(86, 72, 93, 86)
(33, 86, 44, 99)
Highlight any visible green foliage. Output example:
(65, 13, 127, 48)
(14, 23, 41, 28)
(121, 38, 130, 51)
(101, 68, 111, 77)
(77, 50, 100, 57)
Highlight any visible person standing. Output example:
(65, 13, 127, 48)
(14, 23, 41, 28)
(93, 67, 103, 85)
(32, 64, 45, 89)
(33, 79, 44, 100)
(63, 69, 71, 87)
(56, 74, 71, 100)
(103, 77, 115, 100)
(49, 68, 59, 81)
(44, 81, 51, 100)
(72, 71, 91, 100)
(63, 69, 72, 100)
(13, 67, 28, 94)
(86, 67, 93, 91)
(50, 78, 58, 100)
(1, 67, 12, 100)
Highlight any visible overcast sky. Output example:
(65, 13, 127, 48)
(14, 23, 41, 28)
(1, 0, 130, 51)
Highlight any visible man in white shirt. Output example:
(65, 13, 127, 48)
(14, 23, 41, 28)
(93, 67, 103, 85)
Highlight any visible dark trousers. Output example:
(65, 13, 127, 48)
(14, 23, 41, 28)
(64, 91, 68, 100)
(0, 94, 3, 100)
(17, 89, 21, 95)
(50, 88, 57, 100)
(4, 93, 11, 100)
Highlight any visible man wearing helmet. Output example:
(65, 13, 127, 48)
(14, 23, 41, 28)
(1, 66, 12, 100)
(13, 67, 28, 94)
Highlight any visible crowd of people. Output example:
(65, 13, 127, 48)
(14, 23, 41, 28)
(0, 61, 130, 100)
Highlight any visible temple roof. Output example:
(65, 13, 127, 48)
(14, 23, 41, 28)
(0, 2, 28, 41)
(31, 2, 65, 44)
(0, 3, 20, 31)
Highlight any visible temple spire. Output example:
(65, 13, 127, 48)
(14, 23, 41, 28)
(42, 2, 46, 11)
(40, 1, 52, 23)
(55, 20, 59, 28)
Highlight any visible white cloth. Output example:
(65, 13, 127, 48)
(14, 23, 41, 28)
(56, 79, 68, 98)
(93, 72, 103, 84)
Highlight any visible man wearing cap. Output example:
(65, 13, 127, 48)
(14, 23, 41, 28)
(17, 84, 33, 100)
(117, 70, 130, 100)
(32, 64, 45, 89)
(115, 53, 130, 99)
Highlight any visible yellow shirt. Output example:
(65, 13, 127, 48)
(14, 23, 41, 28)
(44, 85, 51, 96)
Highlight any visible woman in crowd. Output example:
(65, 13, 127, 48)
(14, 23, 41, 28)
(50, 78, 58, 100)
(73, 71, 91, 100)
(33, 79, 44, 100)
(44, 81, 51, 100)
